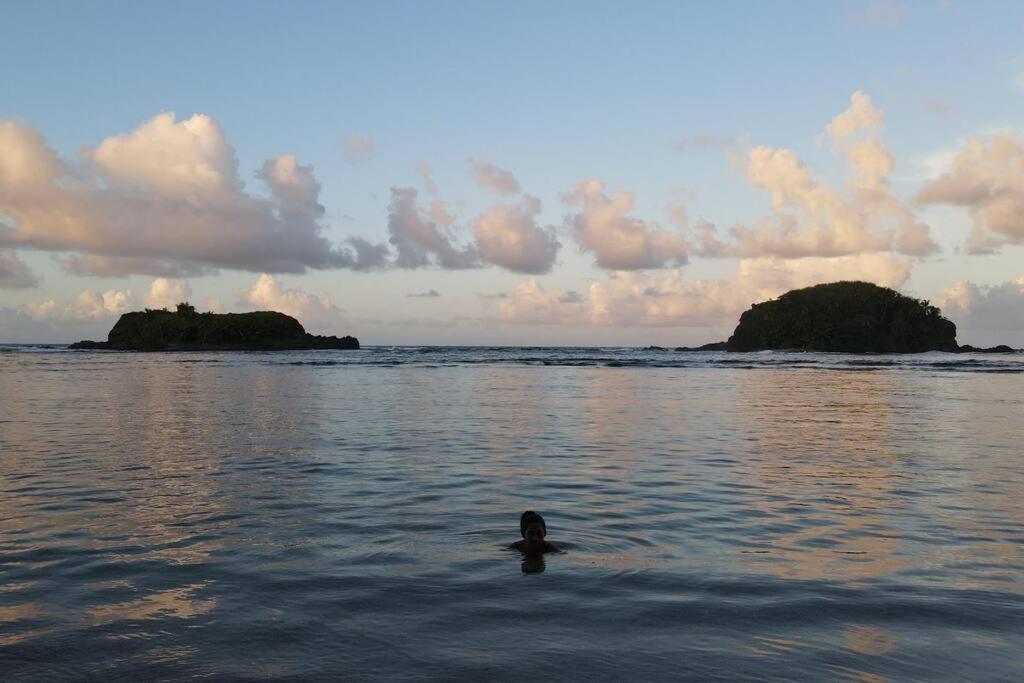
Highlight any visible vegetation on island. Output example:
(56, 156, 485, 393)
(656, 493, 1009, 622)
(70, 302, 359, 351)
(725, 282, 958, 353)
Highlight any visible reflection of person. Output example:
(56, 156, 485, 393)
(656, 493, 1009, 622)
(509, 510, 559, 556)
(521, 554, 546, 574)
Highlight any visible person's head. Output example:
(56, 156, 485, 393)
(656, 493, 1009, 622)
(520, 510, 547, 544)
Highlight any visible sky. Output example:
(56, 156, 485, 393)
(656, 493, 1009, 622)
(2, 0, 1023, 346)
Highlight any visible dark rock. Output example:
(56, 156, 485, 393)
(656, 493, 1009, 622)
(68, 340, 111, 350)
(956, 344, 1017, 353)
(673, 341, 728, 352)
(725, 281, 959, 353)
(69, 305, 360, 351)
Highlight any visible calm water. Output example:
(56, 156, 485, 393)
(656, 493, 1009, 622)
(1, 346, 1022, 681)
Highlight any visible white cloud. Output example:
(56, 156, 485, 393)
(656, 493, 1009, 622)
(90, 112, 240, 196)
(24, 299, 57, 320)
(825, 90, 883, 143)
(343, 134, 374, 164)
(496, 252, 912, 328)
(0, 250, 39, 288)
(473, 195, 561, 274)
(915, 134, 1024, 253)
(26, 288, 134, 321)
(0, 114, 388, 275)
(734, 252, 911, 296)
(469, 159, 521, 195)
(144, 278, 192, 310)
(386, 187, 479, 269)
(240, 273, 339, 327)
(698, 91, 937, 258)
(564, 179, 688, 270)
(497, 279, 590, 325)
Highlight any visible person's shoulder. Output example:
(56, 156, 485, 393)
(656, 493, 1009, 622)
(544, 541, 561, 553)
(508, 540, 525, 551)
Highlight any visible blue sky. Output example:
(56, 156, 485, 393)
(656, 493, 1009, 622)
(2, 1, 1023, 345)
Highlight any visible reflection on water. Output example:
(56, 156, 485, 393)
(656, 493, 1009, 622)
(521, 555, 546, 575)
(88, 584, 216, 625)
(845, 624, 898, 656)
(1, 349, 1022, 679)
(737, 371, 909, 583)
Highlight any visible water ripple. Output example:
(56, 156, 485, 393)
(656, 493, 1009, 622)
(1, 347, 1022, 679)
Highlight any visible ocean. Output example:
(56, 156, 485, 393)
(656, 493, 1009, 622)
(1, 345, 1022, 680)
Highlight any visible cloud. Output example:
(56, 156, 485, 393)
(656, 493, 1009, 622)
(496, 252, 912, 328)
(0, 250, 40, 288)
(473, 195, 561, 274)
(407, 289, 441, 298)
(826, 90, 884, 143)
(915, 134, 1024, 253)
(591, 253, 911, 327)
(469, 159, 521, 195)
(935, 277, 1024, 334)
(24, 299, 58, 320)
(0, 114, 388, 275)
(144, 278, 192, 309)
(0, 307, 112, 344)
(430, 200, 455, 226)
(26, 288, 134, 321)
(240, 273, 339, 327)
(687, 220, 730, 258)
(343, 134, 374, 164)
(417, 161, 438, 193)
(58, 254, 214, 278)
(564, 179, 688, 270)
(386, 187, 479, 269)
(497, 279, 590, 325)
(733, 251, 911, 296)
(696, 91, 936, 258)
(344, 237, 392, 271)
(913, 147, 960, 183)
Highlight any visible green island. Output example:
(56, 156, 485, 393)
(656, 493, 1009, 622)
(674, 281, 1016, 354)
(69, 303, 359, 351)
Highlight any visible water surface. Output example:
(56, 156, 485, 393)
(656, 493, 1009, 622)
(1, 346, 1022, 680)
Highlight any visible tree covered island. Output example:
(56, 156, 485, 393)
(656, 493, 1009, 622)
(673, 281, 1016, 353)
(70, 303, 359, 351)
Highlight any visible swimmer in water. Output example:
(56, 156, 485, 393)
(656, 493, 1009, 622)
(509, 510, 559, 555)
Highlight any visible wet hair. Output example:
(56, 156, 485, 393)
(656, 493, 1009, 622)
(520, 510, 546, 538)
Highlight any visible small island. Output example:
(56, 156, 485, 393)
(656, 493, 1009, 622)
(673, 281, 1016, 354)
(70, 303, 359, 351)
